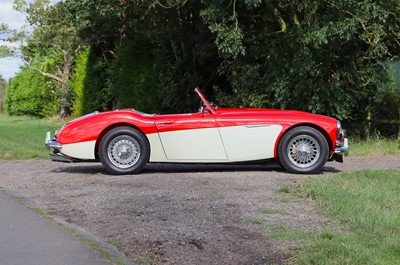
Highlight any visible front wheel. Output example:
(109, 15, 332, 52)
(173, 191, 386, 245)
(278, 126, 329, 174)
(99, 127, 149, 175)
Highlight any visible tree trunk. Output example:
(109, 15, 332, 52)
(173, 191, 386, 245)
(364, 97, 372, 140)
(59, 83, 70, 119)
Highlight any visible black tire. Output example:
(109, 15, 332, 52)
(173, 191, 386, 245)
(278, 126, 329, 174)
(99, 127, 149, 175)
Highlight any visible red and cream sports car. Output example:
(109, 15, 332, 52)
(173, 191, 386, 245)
(45, 88, 349, 175)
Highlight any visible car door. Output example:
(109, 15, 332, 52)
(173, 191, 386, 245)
(154, 110, 227, 161)
(214, 110, 283, 161)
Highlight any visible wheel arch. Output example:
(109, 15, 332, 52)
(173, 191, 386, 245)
(94, 123, 150, 161)
(275, 123, 333, 159)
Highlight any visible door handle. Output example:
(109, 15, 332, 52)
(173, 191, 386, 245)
(156, 121, 174, 125)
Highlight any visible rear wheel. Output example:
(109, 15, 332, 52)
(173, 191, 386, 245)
(99, 127, 149, 175)
(278, 126, 329, 174)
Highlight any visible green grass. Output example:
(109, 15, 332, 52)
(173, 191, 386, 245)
(267, 224, 318, 241)
(288, 169, 400, 265)
(350, 137, 400, 156)
(0, 114, 64, 160)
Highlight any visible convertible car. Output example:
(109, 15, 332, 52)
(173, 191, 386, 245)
(45, 88, 349, 175)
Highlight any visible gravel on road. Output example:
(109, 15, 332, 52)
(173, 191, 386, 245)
(0, 156, 399, 264)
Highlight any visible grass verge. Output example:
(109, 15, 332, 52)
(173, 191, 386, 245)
(0, 114, 64, 160)
(288, 169, 400, 265)
(350, 137, 400, 156)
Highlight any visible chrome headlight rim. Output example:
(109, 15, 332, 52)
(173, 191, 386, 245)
(336, 120, 345, 145)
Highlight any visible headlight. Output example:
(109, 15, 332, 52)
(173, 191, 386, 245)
(54, 124, 66, 139)
(336, 120, 344, 143)
(336, 120, 342, 131)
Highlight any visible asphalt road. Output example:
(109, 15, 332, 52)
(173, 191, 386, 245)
(0, 191, 110, 265)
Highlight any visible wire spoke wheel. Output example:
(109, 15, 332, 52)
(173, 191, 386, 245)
(108, 136, 141, 169)
(278, 126, 328, 174)
(100, 127, 149, 175)
(287, 135, 320, 168)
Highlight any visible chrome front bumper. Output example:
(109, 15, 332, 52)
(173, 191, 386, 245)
(335, 138, 349, 156)
(45, 131, 62, 150)
(330, 138, 349, 163)
(45, 131, 72, 162)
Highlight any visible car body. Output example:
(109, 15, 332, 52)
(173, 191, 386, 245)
(45, 88, 349, 174)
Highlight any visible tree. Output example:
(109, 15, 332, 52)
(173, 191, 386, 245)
(70, 47, 114, 117)
(2, 0, 83, 118)
(0, 75, 5, 113)
(0, 23, 17, 57)
(109, 38, 159, 112)
(3, 0, 400, 132)
(65, 0, 219, 113)
(200, 0, 400, 119)
(4, 66, 60, 117)
(65, 0, 400, 118)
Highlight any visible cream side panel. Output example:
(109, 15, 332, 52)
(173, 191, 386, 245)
(219, 125, 283, 161)
(158, 128, 227, 160)
(61, 140, 96, 160)
(147, 133, 168, 162)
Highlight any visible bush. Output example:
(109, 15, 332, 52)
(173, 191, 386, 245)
(109, 37, 159, 113)
(70, 47, 114, 117)
(4, 68, 59, 117)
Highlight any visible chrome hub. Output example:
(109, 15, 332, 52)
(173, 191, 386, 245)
(108, 136, 141, 168)
(287, 135, 320, 168)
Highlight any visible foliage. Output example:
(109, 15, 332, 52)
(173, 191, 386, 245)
(200, 0, 400, 119)
(65, 0, 219, 113)
(69, 48, 88, 117)
(2, 0, 400, 139)
(0, 75, 5, 90)
(109, 37, 159, 113)
(62, 0, 400, 119)
(70, 47, 113, 117)
(4, 39, 62, 117)
(0, 23, 17, 57)
(0, 75, 5, 113)
(4, 67, 59, 117)
(9, 0, 84, 118)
